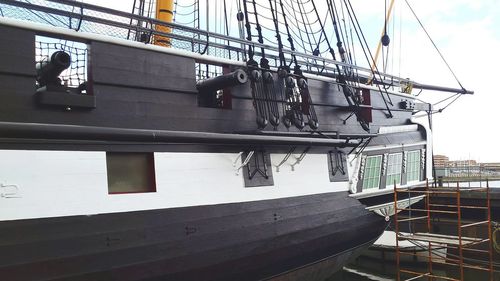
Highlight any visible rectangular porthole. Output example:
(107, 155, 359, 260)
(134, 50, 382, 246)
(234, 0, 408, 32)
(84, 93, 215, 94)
(106, 152, 156, 194)
(34, 35, 96, 109)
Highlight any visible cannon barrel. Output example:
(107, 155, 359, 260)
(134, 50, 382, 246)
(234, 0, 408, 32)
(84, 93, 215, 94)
(196, 69, 248, 92)
(36, 51, 71, 87)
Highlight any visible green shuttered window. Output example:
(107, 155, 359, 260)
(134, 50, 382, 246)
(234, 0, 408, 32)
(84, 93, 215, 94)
(386, 153, 403, 187)
(407, 150, 421, 183)
(363, 155, 382, 190)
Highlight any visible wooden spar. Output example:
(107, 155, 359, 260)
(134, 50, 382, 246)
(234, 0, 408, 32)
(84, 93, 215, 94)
(368, 0, 395, 84)
(155, 0, 174, 46)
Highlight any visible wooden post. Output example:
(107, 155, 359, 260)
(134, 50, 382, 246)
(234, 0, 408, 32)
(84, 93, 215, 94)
(426, 179, 433, 281)
(394, 183, 401, 281)
(457, 182, 464, 280)
(486, 180, 493, 281)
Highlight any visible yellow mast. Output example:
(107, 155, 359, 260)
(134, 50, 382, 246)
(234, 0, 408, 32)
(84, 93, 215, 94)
(154, 0, 175, 47)
(368, 0, 395, 84)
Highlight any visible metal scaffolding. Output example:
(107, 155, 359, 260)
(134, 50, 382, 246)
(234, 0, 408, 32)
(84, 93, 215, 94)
(394, 180, 494, 281)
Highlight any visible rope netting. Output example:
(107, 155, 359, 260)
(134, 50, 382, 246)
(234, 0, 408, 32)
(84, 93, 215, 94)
(0, 0, 212, 56)
(0, 0, 390, 87)
(35, 36, 87, 88)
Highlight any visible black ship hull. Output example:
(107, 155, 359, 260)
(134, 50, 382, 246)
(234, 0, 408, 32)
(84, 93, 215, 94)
(0, 192, 385, 281)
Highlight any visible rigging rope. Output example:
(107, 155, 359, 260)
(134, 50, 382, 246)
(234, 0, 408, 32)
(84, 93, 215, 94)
(339, 0, 360, 81)
(268, 0, 287, 68)
(327, 1, 343, 61)
(398, 0, 402, 78)
(223, 0, 231, 59)
(242, 0, 268, 128)
(241, 0, 255, 61)
(435, 93, 461, 113)
(310, 0, 371, 131)
(278, 0, 298, 67)
(332, 0, 353, 66)
(286, 1, 308, 55)
(404, 0, 467, 93)
(310, 0, 335, 62)
(195, 0, 418, 130)
(250, 0, 263, 45)
(254, 0, 281, 128)
(250, 0, 268, 68)
(343, 0, 394, 115)
(291, 0, 323, 72)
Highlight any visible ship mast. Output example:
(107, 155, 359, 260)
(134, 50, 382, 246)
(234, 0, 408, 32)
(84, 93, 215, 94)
(368, 0, 396, 84)
(154, 0, 175, 47)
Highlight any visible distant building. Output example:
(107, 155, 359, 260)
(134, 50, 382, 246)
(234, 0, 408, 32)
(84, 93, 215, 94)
(481, 162, 500, 168)
(433, 155, 449, 167)
(448, 159, 477, 167)
(433, 155, 500, 178)
(433, 155, 498, 169)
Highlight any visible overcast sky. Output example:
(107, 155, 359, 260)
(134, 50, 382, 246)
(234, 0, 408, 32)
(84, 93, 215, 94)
(350, 0, 500, 163)
(82, 0, 500, 162)
(399, 0, 500, 163)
